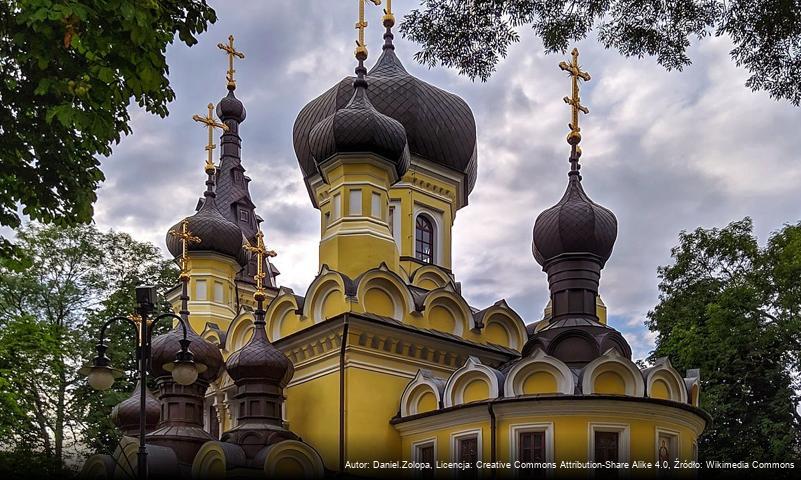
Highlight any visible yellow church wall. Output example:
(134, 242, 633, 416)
(398, 401, 704, 469)
(462, 379, 490, 403)
(484, 322, 509, 347)
(390, 167, 457, 271)
(595, 371, 626, 395)
(343, 367, 408, 466)
(364, 288, 396, 318)
(428, 305, 456, 333)
(650, 379, 670, 400)
(416, 391, 438, 414)
(315, 158, 402, 279)
(522, 371, 558, 395)
(284, 370, 341, 471)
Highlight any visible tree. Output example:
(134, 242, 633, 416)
(0, 1, 216, 261)
(401, 0, 801, 105)
(0, 223, 177, 476)
(647, 218, 801, 468)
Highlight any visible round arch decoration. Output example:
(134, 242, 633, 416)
(581, 348, 645, 397)
(646, 358, 688, 403)
(443, 356, 502, 407)
(423, 288, 472, 337)
(355, 268, 415, 321)
(399, 369, 446, 417)
(504, 348, 574, 396)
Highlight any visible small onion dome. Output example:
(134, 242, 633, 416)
(294, 47, 476, 191)
(110, 380, 160, 435)
(216, 90, 246, 123)
(149, 326, 224, 383)
(308, 81, 410, 179)
(225, 323, 294, 388)
(165, 195, 247, 266)
(533, 174, 617, 267)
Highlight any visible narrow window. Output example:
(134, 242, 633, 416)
(195, 280, 207, 300)
(348, 189, 362, 216)
(388, 206, 395, 235)
(371, 192, 381, 219)
(239, 209, 249, 223)
(332, 193, 341, 219)
(457, 436, 478, 475)
(594, 431, 619, 462)
(208, 405, 219, 439)
(213, 281, 224, 303)
(414, 443, 435, 478)
(415, 215, 435, 263)
(518, 431, 546, 462)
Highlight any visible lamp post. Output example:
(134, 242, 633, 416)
(80, 285, 203, 480)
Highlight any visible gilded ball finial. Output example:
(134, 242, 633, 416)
(355, 0, 382, 60)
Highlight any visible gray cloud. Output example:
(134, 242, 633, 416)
(93, 0, 801, 361)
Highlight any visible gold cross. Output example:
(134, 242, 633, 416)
(243, 229, 277, 300)
(168, 219, 201, 279)
(355, 0, 382, 59)
(217, 35, 245, 89)
(192, 103, 229, 174)
(559, 48, 591, 146)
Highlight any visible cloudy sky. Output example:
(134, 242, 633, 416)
(92, 0, 801, 360)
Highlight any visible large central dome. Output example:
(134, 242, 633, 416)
(293, 40, 477, 199)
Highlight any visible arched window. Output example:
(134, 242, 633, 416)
(415, 215, 435, 263)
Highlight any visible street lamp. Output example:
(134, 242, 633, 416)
(79, 285, 204, 480)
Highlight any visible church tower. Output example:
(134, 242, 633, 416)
(293, 0, 477, 277)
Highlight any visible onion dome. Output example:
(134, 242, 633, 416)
(110, 380, 160, 435)
(225, 322, 294, 388)
(308, 62, 410, 179)
(293, 26, 477, 196)
(532, 173, 618, 267)
(165, 170, 247, 267)
(217, 89, 246, 124)
(149, 326, 224, 383)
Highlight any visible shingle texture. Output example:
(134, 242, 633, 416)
(165, 193, 248, 267)
(532, 174, 618, 266)
(294, 47, 477, 192)
(309, 81, 410, 177)
(225, 322, 294, 388)
(110, 380, 160, 434)
(150, 326, 224, 382)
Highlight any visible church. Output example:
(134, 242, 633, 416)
(80, 1, 708, 478)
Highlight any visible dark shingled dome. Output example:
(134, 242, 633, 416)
(111, 380, 160, 435)
(165, 194, 247, 267)
(308, 80, 410, 178)
(532, 174, 618, 267)
(150, 327, 224, 383)
(294, 47, 477, 193)
(217, 90, 246, 123)
(225, 322, 294, 388)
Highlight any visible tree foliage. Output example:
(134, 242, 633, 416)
(647, 218, 801, 466)
(401, 0, 801, 105)
(0, 0, 216, 261)
(0, 223, 177, 476)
